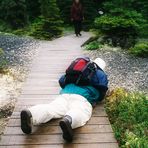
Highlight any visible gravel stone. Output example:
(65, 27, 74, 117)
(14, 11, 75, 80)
(0, 34, 40, 108)
(84, 46, 148, 94)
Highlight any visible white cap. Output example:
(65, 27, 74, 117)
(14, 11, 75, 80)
(93, 58, 106, 70)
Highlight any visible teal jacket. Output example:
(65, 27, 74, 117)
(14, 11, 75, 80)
(60, 84, 100, 105)
(59, 69, 108, 104)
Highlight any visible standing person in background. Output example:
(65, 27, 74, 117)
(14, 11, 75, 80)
(71, 0, 84, 37)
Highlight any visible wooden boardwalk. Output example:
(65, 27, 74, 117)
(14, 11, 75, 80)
(0, 32, 118, 148)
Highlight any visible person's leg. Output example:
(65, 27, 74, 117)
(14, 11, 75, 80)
(28, 95, 69, 125)
(78, 21, 82, 36)
(66, 95, 92, 129)
(73, 20, 79, 36)
(59, 94, 92, 141)
(21, 95, 69, 134)
(73, 21, 78, 36)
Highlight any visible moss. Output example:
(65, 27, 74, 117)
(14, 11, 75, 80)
(130, 42, 148, 57)
(105, 88, 148, 147)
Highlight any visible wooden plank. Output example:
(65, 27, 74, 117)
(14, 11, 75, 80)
(4, 125, 113, 135)
(29, 71, 64, 77)
(31, 67, 65, 71)
(22, 86, 60, 91)
(22, 83, 59, 88)
(0, 143, 119, 148)
(19, 94, 58, 99)
(11, 110, 107, 118)
(7, 117, 110, 127)
(30, 70, 65, 73)
(0, 133, 117, 145)
(25, 79, 59, 82)
(21, 88, 60, 95)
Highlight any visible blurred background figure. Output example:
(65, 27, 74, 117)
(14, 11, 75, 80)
(71, 0, 84, 37)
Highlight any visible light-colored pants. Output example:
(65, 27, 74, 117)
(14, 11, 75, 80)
(28, 94, 92, 129)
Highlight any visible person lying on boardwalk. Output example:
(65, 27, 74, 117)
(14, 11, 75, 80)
(20, 57, 108, 142)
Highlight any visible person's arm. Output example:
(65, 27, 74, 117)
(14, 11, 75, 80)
(59, 75, 66, 88)
(91, 70, 108, 101)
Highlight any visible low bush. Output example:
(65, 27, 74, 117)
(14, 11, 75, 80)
(94, 9, 146, 49)
(85, 41, 103, 50)
(130, 42, 148, 57)
(105, 88, 148, 147)
(29, 16, 63, 40)
(0, 48, 7, 73)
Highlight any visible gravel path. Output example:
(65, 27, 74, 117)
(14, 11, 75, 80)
(0, 34, 39, 70)
(0, 34, 39, 107)
(84, 46, 148, 94)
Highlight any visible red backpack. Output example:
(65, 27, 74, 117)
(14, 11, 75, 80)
(65, 57, 99, 85)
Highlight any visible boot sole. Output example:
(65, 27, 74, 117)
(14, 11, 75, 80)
(59, 120, 73, 142)
(21, 110, 32, 134)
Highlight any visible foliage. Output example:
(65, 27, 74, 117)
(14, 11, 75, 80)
(85, 41, 103, 50)
(130, 42, 148, 57)
(93, 0, 148, 49)
(62, 25, 73, 36)
(25, 0, 40, 21)
(57, 0, 72, 24)
(30, 0, 63, 40)
(0, 0, 63, 39)
(105, 88, 148, 147)
(82, 0, 98, 30)
(139, 22, 148, 38)
(103, 0, 148, 20)
(0, 20, 12, 32)
(0, 48, 7, 73)
(94, 9, 146, 48)
(0, 0, 28, 29)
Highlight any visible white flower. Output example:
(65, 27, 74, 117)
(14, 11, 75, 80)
(98, 11, 104, 15)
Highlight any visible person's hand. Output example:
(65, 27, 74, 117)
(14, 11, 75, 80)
(71, 18, 74, 22)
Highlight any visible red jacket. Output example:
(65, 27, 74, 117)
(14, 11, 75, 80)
(71, 3, 83, 21)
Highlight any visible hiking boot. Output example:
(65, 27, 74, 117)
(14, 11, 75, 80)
(20, 109, 33, 134)
(59, 115, 73, 142)
(76, 34, 79, 37)
(79, 33, 82, 36)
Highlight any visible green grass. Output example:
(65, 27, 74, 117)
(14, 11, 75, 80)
(0, 22, 74, 40)
(62, 25, 73, 36)
(84, 41, 103, 50)
(130, 41, 148, 57)
(105, 88, 148, 147)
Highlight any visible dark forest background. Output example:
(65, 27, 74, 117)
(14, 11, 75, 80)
(0, 0, 147, 54)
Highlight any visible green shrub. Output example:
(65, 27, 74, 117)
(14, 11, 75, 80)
(130, 42, 148, 57)
(0, 48, 7, 73)
(85, 41, 103, 50)
(103, 0, 148, 38)
(0, 20, 12, 32)
(30, 16, 63, 40)
(94, 9, 146, 49)
(29, 0, 63, 40)
(105, 88, 148, 147)
(0, 0, 28, 29)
